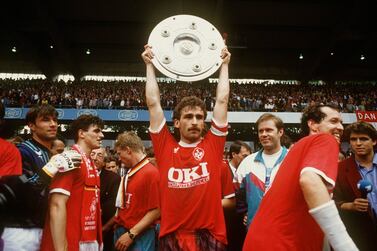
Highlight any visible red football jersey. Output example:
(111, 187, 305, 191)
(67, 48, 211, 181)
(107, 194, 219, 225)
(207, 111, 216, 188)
(115, 162, 160, 229)
(243, 134, 339, 251)
(41, 150, 101, 251)
(0, 138, 22, 176)
(150, 120, 228, 244)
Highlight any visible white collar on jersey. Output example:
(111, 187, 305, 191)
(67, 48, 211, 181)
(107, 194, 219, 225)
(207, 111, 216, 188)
(178, 139, 202, 147)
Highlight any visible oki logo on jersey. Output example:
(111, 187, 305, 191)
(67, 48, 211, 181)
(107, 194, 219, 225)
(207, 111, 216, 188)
(193, 147, 205, 161)
(167, 162, 210, 188)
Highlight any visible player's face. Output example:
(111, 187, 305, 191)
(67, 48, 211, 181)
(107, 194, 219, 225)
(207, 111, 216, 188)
(232, 146, 251, 167)
(82, 125, 104, 150)
(105, 161, 118, 173)
(117, 148, 132, 168)
(258, 119, 283, 153)
(90, 148, 106, 170)
(349, 133, 376, 157)
(51, 139, 65, 155)
(311, 107, 343, 144)
(174, 106, 205, 144)
(29, 115, 58, 143)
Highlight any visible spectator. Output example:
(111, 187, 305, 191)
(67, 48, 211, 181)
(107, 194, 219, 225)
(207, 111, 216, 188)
(91, 147, 121, 251)
(51, 137, 66, 155)
(236, 113, 288, 228)
(334, 121, 377, 250)
(1, 79, 376, 112)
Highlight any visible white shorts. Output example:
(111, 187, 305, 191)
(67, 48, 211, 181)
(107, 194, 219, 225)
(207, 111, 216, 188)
(1, 227, 42, 251)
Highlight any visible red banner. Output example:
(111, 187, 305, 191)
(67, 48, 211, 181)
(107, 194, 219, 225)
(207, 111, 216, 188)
(355, 111, 377, 122)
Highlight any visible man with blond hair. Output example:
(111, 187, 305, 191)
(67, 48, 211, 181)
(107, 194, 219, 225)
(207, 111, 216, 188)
(113, 131, 160, 251)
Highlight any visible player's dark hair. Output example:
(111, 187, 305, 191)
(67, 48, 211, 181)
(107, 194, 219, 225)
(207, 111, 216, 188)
(25, 104, 58, 125)
(301, 104, 339, 136)
(70, 114, 104, 142)
(228, 140, 251, 159)
(344, 121, 377, 141)
(173, 96, 207, 121)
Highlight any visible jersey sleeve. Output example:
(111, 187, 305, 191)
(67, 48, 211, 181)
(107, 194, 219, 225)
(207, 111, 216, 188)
(49, 169, 79, 196)
(205, 119, 228, 160)
(209, 118, 228, 137)
(300, 134, 339, 188)
(0, 140, 22, 176)
(149, 119, 176, 163)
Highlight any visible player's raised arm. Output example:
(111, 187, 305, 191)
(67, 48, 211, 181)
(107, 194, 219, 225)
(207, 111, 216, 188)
(212, 47, 231, 126)
(142, 45, 165, 131)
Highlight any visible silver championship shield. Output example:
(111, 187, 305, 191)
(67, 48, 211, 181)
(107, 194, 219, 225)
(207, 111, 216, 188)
(148, 15, 225, 82)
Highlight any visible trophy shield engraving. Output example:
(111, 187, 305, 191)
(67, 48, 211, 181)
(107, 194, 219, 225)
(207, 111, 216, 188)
(148, 15, 224, 82)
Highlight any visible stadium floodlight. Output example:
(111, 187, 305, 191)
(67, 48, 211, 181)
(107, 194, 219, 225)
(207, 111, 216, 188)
(360, 54, 365, 61)
(0, 72, 46, 80)
(55, 74, 75, 82)
(11, 46, 17, 53)
(86, 49, 91, 55)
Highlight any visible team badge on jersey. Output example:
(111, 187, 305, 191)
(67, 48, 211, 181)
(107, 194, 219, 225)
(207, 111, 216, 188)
(193, 147, 205, 161)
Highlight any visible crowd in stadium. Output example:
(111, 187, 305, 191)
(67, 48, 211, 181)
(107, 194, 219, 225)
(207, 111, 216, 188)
(1, 79, 376, 112)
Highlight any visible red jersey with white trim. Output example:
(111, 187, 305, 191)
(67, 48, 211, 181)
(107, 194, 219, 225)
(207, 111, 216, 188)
(0, 138, 22, 176)
(115, 162, 160, 229)
(41, 151, 101, 251)
(150, 120, 228, 244)
(243, 133, 339, 251)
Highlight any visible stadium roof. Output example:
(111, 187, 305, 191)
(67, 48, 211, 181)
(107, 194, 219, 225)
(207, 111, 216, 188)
(1, 0, 376, 81)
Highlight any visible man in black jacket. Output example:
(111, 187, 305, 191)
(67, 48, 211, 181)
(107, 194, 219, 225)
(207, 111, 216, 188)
(91, 147, 120, 251)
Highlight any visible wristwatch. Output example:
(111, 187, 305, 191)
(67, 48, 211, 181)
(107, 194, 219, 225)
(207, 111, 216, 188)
(126, 230, 135, 240)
